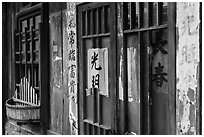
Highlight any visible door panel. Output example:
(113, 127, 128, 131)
(78, 3, 116, 135)
(122, 2, 172, 135)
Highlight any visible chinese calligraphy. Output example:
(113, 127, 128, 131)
(69, 49, 76, 61)
(91, 52, 102, 70)
(88, 48, 108, 96)
(69, 64, 76, 78)
(92, 74, 100, 89)
(68, 30, 75, 47)
(152, 30, 168, 55)
(152, 62, 168, 87)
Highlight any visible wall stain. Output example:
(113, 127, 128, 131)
(176, 2, 200, 135)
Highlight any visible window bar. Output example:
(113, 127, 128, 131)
(31, 26, 34, 90)
(24, 27, 28, 79)
(85, 123, 88, 135)
(85, 11, 88, 36)
(83, 39, 87, 134)
(88, 123, 92, 135)
(146, 30, 151, 134)
(149, 3, 153, 26)
(97, 7, 101, 34)
(96, 37, 103, 126)
(87, 10, 91, 35)
(102, 7, 105, 34)
(135, 2, 139, 29)
(147, 3, 151, 27)
(14, 30, 19, 88)
(123, 3, 128, 30)
(104, 6, 109, 33)
(93, 88, 97, 123)
(93, 9, 96, 35)
(138, 2, 143, 29)
(82, 12, 86, 36)
(130, 2, 136, 30)
(93, 126, 98, 135)
(19, 29, 22, 98)
(157, 2, 163, 26)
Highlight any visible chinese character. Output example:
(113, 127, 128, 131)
(91, 52, 102, 70)
(69, 80, 76, 93)
(152, 62, 168, 87)
(69, 64, 76, 78)
(92, 74, 100, 89)
(69, 49, 76, 61)
(68, 30, 75, 47)
(68, 18, 76, 29)
(152, 30, 167, 55)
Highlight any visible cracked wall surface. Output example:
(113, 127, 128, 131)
(176, 2, 200, 135)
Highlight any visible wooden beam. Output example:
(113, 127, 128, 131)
(167, 2, 176, 135)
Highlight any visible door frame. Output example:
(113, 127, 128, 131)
(77, 2, 118, 134)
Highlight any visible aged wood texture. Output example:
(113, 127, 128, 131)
(167, 3, 176, 135)
(176, 2, 200, 135)
(40, 3, 50, 133)
(2, 3, 9, 134)
(62, 9, 71, 135)
(117, 3, 126, 134)
(49, 11, 64, 134)
(66, 2, 78, 135)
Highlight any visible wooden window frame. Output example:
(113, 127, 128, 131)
(14, 3, 50, 134)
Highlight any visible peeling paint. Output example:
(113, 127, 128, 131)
(66, 2, 78, 135)
(117, 3, 124, 101)
(176, 2, 200, 135)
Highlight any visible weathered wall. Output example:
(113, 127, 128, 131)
(176, 2, 200, 135)
(48, 2, 78, 135)
(65, 2, 78, 135)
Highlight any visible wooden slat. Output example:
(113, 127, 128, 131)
(96, 8, 99, 34)
(123, 24, 167, 33)
(157, 2, 162, 26)
(102, 6, 105, 34)
(39, 3, 50, 133)
(123, 2, 128, 30)
(93, 88, 97, 123)
(85, 11, 88, 36)
(24, 27, 28, 78)
(167, 3, 176, 134)
(130, 3, 136, 29)
(31, 26, 34, 88)
(138, 2, 143, 28)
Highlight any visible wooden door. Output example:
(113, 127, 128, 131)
(78, 3, 117, 135)
(122, 2, 176, 135)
